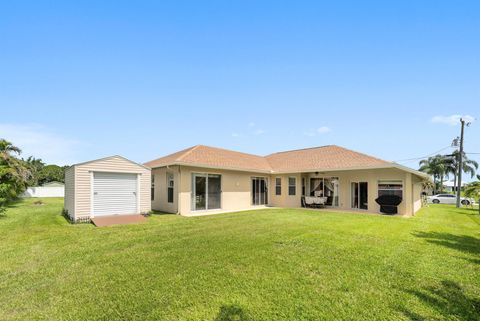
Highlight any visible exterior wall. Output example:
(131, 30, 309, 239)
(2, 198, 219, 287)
(269, 174, 302, 208)
(177, 166, 269, 216)
(161, 165, 421, 217)
(64, 167, 75, 219)
(151, 166, 179, 213)
(300, 168, 417, 216)
(73, 156, 151, 220)
(413, 179, 423, 214)
(22, 186, 65, 198)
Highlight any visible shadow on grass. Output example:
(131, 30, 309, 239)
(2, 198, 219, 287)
(0, 199, 24, 218)
(150, 210, 177, 216)
(400, 280, 480, 320)
(465, 258, 480, 265)
(215, 304, 250, 321)
(412, 231, 480, 256)
(448, 207, 480, 216)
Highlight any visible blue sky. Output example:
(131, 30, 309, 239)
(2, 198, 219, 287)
(1, 1, 479, 179)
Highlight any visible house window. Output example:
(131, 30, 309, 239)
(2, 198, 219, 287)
(288, 177, 296, 196)
(167, 173, 174, 203)
(378, 180, 403, 198)
(302, 178, 306, 196)
(151, 175, 155, 201)
(275, 177, 282, 195)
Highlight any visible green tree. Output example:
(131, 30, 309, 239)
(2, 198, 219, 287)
(464, 181, 480, 201)
(0, 139, 21, 162)
(421, 178, 435, 193)
(444, 151, 479, 191)
(38, 165, 66, 185)
(419, 155, 448, 193)
(0, 139, 31, 214)
(24, 156, 45, 186)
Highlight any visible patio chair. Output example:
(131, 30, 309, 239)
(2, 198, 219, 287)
(314, 191, 323, 197)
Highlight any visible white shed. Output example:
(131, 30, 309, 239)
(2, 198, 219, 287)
(64, 155, 151, 223)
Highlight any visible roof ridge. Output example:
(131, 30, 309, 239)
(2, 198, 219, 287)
(194, 144, 267, 159)
(266, 144, 390, 164)
(265, 145, 333, 157)
(176, 145, 201, 162)
(143, 146, 198, 166)
(331, 145, 391, 164)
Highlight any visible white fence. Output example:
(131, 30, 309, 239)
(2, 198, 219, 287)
(22, 186, 65, 198)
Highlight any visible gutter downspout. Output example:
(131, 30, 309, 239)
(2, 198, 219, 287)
(177, 166, 181, 215)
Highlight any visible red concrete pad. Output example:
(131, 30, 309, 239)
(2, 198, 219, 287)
(91, 214, 146, 227)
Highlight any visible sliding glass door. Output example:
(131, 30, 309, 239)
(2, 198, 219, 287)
(194, 175, 207, 210)
(351, 182, 368, 210)
(309, 177, 339, 206)
(192, 174, 221, 211)
(207, 175, 221, 209)
(252, 177, 268, 205)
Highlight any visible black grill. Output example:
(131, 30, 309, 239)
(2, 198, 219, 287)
(375, 195, 402, 214)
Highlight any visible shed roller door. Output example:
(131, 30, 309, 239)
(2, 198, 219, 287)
(93, 172, 138, 216)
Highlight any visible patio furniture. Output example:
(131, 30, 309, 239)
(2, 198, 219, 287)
(375, 195, 402, 214)
(304, 196, 315, 208)
(303, 196, 327, 208)
(314, 191, 323, 197)
(314, 196, 328, 208)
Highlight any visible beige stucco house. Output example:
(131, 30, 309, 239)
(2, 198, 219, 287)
(145, 145, 428, 217)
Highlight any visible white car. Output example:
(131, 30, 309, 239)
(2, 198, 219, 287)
(427, 194, 475, 205)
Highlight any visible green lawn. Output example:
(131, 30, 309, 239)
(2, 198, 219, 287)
(0, 199, 479, 320)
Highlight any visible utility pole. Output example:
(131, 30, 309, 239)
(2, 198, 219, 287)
(456, 119, 465, 208)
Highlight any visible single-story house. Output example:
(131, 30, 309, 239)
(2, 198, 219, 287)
(22, 181, 65, 198)
(442, 180, 467, 192)
(64, 156, 151, 222)
(145, 145, 429, 216)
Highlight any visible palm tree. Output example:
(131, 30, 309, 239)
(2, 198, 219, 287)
(0, 139, 31, 202)
(24, 156, 45, 186)
(444, 151, 479, 192)
(419, 155, 447, 193)
(0, 139, 22, 162)
(421, 178, 435, 191)
(464, 181, 480, 203)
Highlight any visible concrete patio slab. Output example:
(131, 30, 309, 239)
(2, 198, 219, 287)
(91, 214, 146, 227)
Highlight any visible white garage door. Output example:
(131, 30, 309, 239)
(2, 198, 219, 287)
(93, 172, 138, 216)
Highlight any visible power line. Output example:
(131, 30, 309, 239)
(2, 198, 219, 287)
(393, 146, 454, 163)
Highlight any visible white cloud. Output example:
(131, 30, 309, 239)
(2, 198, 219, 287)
(317, 126, 331, 134)
(0, 123, 84, 165)
(230, 122, 265, 137)
(431, 114, 475, 126)
(304, 126, 331, 136)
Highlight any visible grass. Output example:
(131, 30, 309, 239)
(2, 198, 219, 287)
(0, 198, 479, 320)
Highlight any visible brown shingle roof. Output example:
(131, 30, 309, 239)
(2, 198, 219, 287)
(265, 145, 390, 172)
(144, 144, 395, 174)
(144, 145, 272, 172)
